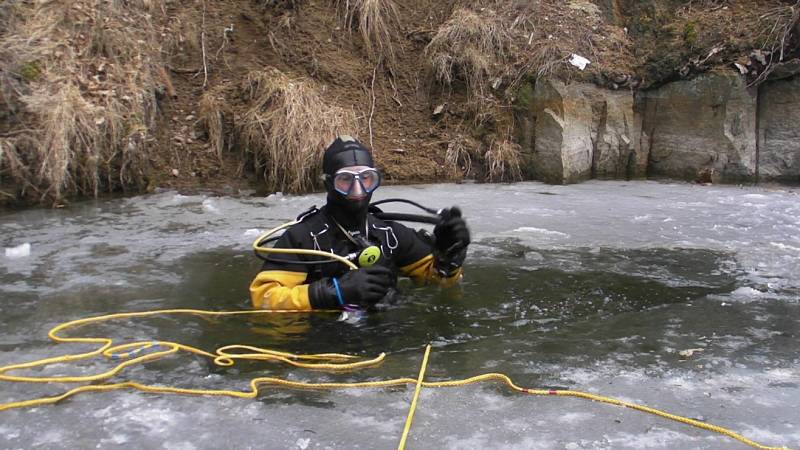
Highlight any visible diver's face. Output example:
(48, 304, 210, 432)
(331, 165, 381, 202)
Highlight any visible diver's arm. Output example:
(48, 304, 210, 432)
(399, 253, 463, 286)
(250, 229, 316, 310)
(391, 220, 467, 286)
(251, 266, 395, 309)
(250, 271, 349, 310)
(250, 270, 313, 309)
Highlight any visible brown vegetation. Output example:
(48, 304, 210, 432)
(0, 0, 168, 204)
(485, 137, 523, 182)
(198, 87, 232, 162)
(625, 0, 800, 87)
(336, 0, 400, 68)
(238, 68, 359, 193)
(1, 0, 798, 206)
(425, 8, 512, 96)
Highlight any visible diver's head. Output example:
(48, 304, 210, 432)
(322, 136, 381, 216)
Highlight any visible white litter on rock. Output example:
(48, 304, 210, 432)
(5, 243, 31, 259)
(569, 53, 590, 70)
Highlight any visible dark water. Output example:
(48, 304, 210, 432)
(1, 182, 799, 449)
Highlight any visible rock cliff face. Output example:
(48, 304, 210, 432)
(517, 70, 799, 185)
(642, 72, 757, 183)
(517, 79, 644, 184)
(759, 75, 800, 183)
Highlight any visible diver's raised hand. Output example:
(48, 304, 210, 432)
(433, 206, 470, 276)
(434, 207, 471, 253)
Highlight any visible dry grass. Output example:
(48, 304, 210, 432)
(444, 133, 523, 183)
(0, 0, 168, 203)
(510, 40, 566, 90)
(336, 0, 400, 67)
(239, 68, 359, 193)
(750, 1, 800, 84)
(23, 83, 103, 199)
(199, 88, 232, 161)
(0, 138, 31, 199)
(444, 138, 473, 179)
(163, 9, 203, 67)
(425, 8, 512, 96)
(484, 137, 522, 183)
(759, 3, 799, 54)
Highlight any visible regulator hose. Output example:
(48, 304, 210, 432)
(369, 198, 444, 225)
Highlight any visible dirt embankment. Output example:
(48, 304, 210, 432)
(1, 0, 798, 206)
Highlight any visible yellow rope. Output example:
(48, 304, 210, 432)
(398, 344, 432, 450)
(0, 309, 790, 450)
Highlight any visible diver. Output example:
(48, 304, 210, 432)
(249, 135, 471, 310)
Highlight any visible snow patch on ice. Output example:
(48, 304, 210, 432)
(243, 228, 262, 237)
(604, 427, 706, 448)
(202, 199, 220, 214)
(513, 227, 569, 238)
(556, 412, 594, 424)
(4, 242, 31, 258)
(770, 242, 800, 252)
(163, 441, 197, 450)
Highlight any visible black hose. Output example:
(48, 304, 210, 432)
(369, 198, 442, 224)
(373, 212, 441, 225)
(370, 198, 440, 215)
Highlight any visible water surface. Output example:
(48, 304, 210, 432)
(1, 181, 798, 449)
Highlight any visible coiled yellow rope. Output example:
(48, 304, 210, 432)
(0, 309, 790, 450)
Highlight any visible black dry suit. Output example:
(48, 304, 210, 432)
(249, 136, 468, 310)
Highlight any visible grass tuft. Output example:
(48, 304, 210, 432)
(444, 138, 473, 180)
(336, 0, 400, 67)
(239, 68, 359, 194)
(199, 88, 232, 162)
(484, 137, 522, 183)
(425, 8, 512, 95)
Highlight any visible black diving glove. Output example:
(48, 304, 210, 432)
(433, 206, 471, 277)
(309, 265, 394, 309)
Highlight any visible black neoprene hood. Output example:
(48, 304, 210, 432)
(322, 136, 375, 175)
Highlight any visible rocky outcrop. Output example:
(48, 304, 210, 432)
(529, 79, 593, 184)
(758, 75, 800, 183)
(515, 70, 799, 186)
(592, 89, 645, 179)
(640, 71, 758, 183)
(516, 78, 644, 184)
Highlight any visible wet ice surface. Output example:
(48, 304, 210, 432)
(1, 180, 799, 449)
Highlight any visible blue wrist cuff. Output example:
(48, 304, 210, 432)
(332, 277, 344, 307)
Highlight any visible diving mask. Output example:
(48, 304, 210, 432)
(329, 168, 381, 196)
